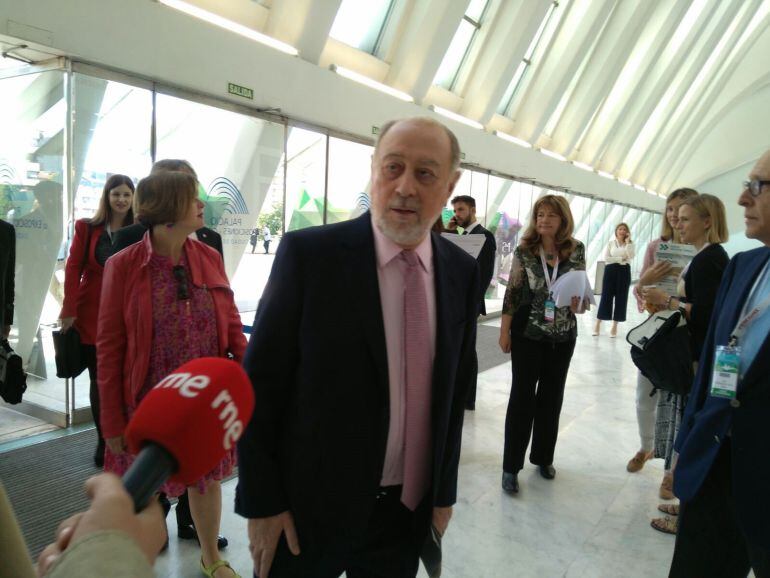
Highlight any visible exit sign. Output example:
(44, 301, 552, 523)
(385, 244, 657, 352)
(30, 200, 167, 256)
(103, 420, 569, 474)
(228, 82, 253, 100)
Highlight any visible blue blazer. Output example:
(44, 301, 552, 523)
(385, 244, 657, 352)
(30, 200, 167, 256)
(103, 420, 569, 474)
(235, 213, 479, 550)
(674, 246, 770, 546)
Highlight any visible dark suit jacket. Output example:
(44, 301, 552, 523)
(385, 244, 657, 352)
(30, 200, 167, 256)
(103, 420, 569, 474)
(235, 213, 479, 552)
(0, 220, 14, 329)
(466, 223, 496, 315)
(674, 246, 770, 546)
(683, 243, 729, 361)
(110, 223, 223, 257)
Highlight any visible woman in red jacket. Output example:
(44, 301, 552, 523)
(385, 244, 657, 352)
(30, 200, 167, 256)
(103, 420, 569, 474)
(97, 171, 246, 578)
(60, 174, 135, 467)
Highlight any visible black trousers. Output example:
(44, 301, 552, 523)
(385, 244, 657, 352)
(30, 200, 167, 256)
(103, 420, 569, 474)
(81, 345, 103, 452)
(503, 335, 576, 473)
(263, 487, 430, 578)
(670, 440, 770, 577)
(465, 350, 478, 408)
(597, 263, 631, 322)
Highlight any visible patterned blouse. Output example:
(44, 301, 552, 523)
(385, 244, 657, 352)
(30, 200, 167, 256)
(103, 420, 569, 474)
(502, 241, 586, 342)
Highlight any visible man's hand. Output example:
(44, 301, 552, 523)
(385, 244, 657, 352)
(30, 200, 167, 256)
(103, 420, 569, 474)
(446, 216, 458, 232)
(37, 473, 165, 577)
(432, 506, 452, 537)
(248, 511, 300, 578)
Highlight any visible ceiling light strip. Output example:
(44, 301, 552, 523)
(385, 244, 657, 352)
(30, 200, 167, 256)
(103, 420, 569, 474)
(494, 131, 532, 148)
(540, 148, 566, 162)
(430, 106, 484, 130)
(572, 161, 594, 172)
(158, 0, 299, 56)
(330, 65, 414, 102)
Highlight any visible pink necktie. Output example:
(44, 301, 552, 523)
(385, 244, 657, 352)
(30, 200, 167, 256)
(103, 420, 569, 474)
(400, 250, 432, 511)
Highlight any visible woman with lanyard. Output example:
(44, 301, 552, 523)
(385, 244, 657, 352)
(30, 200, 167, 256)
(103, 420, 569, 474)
(498, 195, 588, 495)
(59, 174, 135, 467)
(642, 193, 730, 534)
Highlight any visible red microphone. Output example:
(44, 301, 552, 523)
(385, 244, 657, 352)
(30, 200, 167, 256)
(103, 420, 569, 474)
(122, 357, 254, 511)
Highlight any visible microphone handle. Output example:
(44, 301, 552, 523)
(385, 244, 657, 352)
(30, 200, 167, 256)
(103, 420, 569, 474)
(122, 443, 178, 512)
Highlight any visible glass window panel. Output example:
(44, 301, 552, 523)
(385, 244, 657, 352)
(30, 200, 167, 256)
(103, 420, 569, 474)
(285, 127, 326, 233)
(491, 179, 524, 298)
(72, 75, 153, 222)
(469, 170, 488, 226)
(1, 70, 67, 412)
(330, 0, 394, 54)
(327, 137, 374, 223)
(433, 20, 476, 89)
(156, 93, 286, 311)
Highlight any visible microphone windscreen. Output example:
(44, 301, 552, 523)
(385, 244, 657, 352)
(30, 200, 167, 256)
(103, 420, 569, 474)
(125, 357, 254, 484)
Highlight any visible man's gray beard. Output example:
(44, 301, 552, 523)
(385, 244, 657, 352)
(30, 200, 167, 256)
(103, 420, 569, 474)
(374, 213, 430, 247)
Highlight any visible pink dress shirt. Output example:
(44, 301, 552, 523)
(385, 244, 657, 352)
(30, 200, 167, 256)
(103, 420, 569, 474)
(371, 216, 437, 486)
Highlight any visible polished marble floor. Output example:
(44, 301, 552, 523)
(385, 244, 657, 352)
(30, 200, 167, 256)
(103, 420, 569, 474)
(155, 311, 682, 578)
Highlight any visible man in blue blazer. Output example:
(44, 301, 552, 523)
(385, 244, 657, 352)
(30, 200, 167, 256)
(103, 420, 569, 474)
(671, 150, 770, 577)
(236, 117, 479, 578)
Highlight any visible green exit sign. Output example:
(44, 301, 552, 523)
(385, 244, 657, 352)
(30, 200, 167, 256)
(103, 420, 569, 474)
(228, 82, 253, 100)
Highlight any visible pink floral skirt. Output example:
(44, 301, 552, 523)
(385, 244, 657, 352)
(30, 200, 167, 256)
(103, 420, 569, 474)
(104, 447, 237, 498)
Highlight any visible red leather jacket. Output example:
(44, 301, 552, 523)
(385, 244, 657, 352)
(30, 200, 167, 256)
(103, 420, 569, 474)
(97, 233, 247, 439)
(61, 220, 105, 344)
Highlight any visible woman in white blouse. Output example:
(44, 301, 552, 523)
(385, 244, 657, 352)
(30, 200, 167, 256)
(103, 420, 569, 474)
(594, 223, 635, 337)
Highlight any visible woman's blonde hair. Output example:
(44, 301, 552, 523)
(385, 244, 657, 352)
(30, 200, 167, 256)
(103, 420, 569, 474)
(520, 194, 576, 260)
(681, 193, 729, 244)
(134, 171, 198, 227)
(661, 188, 698, 241)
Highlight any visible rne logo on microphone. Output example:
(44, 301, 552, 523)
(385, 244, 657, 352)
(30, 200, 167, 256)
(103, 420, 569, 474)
(211, 390, 244, 450)
(155, 372, 210, 397)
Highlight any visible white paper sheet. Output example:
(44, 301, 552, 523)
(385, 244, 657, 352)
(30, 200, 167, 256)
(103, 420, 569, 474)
(654, 242, 696, 295)
(440, 233, 486, 259)
(549, 270, 596, 308)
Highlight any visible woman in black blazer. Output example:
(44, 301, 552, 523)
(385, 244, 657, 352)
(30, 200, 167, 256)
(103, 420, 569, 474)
(642, 193, 730, 534)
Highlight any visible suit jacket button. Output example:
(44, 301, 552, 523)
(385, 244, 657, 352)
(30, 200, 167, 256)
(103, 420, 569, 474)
(730, 399, 740, 408)
(714, 435, 720, 443)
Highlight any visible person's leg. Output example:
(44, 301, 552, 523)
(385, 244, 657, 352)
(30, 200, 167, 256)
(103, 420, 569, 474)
(597, 265, 617, 322)
(465, 350, 478, 410)
(176, 490, 193, 527)
(529, 339, 576, 468)
(503, 336, 542, 474)
(613, 265, 631, 323)
(83, 344, 104, 466)
(188, 481, 233, 577)
(628, 372, 657, 472)
(669, 443, 751, 578)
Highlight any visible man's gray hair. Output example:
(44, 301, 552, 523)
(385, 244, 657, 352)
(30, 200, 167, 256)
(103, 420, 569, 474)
(375, 117, 461, 171)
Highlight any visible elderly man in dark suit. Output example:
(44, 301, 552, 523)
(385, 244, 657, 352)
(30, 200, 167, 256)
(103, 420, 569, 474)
(0, 219, 14, 340)
(236, 117, 479, 578)
(670, 149, 770, 577)
(448, 195, 496, 410)
(111, 159, 223, 256)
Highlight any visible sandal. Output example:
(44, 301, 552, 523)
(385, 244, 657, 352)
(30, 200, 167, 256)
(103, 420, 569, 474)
(659, 473, 674, 500)
(200, 558, 240, 578)
(626, 450, 653, 473)
(650, 515, 678, 535)
(657, 503, 679, 516)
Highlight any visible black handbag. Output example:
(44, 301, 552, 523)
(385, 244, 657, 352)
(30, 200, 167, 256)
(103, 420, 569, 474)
(52, 327, 88, 378)
(53, 224, 92, 379)
(0, 339, 27, 404)
(628, 310, 694, 396)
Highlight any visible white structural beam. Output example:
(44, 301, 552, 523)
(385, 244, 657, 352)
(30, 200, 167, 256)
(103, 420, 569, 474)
(549, 0, 655, 158)
(459, 0, 552, 125)
(508, 0, 616, 144)
(577, 0, 693, 168)
(599, 0, 722, 176)
(629, 0, 748, 185)
(266, 0, 343, 64)
(384, 0, 470, 104)
(648, 0, 768, 191)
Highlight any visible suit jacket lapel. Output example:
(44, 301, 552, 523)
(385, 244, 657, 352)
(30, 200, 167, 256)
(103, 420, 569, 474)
(738, 251, 770, 391)
(341, 214, 390, 404)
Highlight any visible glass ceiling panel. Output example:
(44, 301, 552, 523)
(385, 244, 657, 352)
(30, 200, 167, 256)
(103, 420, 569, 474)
(466, 0, 488, 22)
(330, 0, 394, 54)
(433, 0, 491, 91)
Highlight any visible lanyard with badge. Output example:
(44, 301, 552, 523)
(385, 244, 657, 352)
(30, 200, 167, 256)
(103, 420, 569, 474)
(540, 249, 559, 324)
(710, 276, 770, 399)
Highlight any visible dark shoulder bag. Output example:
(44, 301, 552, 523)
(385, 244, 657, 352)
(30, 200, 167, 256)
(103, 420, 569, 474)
(0, 339, 27, 404)
(53, 224, 92, 379)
